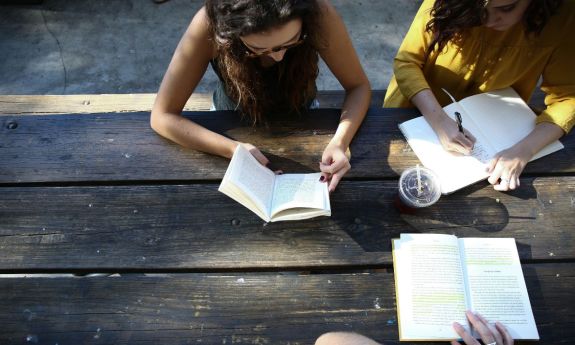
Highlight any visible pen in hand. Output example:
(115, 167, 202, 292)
(455, 111, 472, 140)
(455, 111, 464, 134)
(454, 111, 475, 152)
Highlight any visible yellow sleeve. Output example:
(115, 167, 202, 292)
(536, 17, 575, 134)
(392, 0, 435, 100)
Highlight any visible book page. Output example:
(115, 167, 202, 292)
(460, 238, 539, 340)
(393, 234, 469, 340)
(222, 145, 276, 218)
(399, 103, 495, 194)
(459, 87, 563, 159)
(270, 172, 329, 217)
(269, 207, 330, 222)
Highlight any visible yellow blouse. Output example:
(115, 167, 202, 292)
(384, 0, 575, 133)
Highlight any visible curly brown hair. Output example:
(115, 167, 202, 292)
(205, 0, 324, 125)
(424, 0, 563, 61)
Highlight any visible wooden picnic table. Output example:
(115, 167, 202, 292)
(0, 92, 573, 344)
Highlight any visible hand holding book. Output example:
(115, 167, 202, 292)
(453, 311, 514, 345)
(392, 234, 539, 341)
(314, 311, 515, 345)
(319, 140, 352, 192)
(219, 144, 331, 222)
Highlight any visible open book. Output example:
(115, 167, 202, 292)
(392, 234, 539, 342)
(399, 87, 564, 194)
(218, 144, 330, 222)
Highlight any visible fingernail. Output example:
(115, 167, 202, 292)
(319, 176, 325, 182)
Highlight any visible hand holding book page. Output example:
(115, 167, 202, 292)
(392, 234, 539, 341)
(313, 312, 515, 345)
(219, 144, 330, 222)
(453, 311, 515, 345)
(398, 87, 564, 194)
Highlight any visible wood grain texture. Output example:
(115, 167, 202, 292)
(0, 91, 386, 115)
(0, 93, 213, 114)
(1, 108, 573, 183)
(0, 177, 572, 270)
(0, 263, 572, 345)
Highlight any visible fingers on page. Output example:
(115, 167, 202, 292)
(468, 312, 496, 345)
(250, 149, 269, 166)
(508, 175, 518, 190)
(453, 321, 477, 345)
(494, 174, 512, 191)
(488, 163, 504, 185)
(319, 161, 337, 174)
(496, 322, 514, 345)
(448, 142, 468, 155)
(457, 133, 474, 150)
(476, 313, 504, 345)
(487, 155, 499, 173)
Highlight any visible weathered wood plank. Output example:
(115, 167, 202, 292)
(0, 88, 546, 116)
(0, 263, 572, 345)
(1, 109, 573, 183)
(0, 93, 211, 114)
(0, 177, 572, 270)
(0, 90, 386, 115)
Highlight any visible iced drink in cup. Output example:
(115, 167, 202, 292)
(396, 165, 441, 212)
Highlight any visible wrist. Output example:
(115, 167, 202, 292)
(424, 110, 450, 133)
(226, 141, 240, 159)
(328, 136, 348, 151)
(517, 143, 536, 161)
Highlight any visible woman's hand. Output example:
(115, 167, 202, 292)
(410, 90, 477, 155)
(452, 310, 514, 345)
(319, 142, 351, 192)
(487, 143, 531, 191)
(239, 142, 284, 175)
(433, 113, 477, 155)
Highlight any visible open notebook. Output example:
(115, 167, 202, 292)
(399, 87, 564, 194)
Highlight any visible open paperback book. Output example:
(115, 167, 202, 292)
(392, 234, 539, 342)
(398, 87, 564, 194)
(218, 144, 330, 222)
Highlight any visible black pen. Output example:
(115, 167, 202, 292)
(455, 111, 464, 134)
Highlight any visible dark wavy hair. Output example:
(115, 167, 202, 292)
(424, 0, 563, 61)
(205, 0, 323, 124)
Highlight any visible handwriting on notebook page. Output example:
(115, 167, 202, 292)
(470, 140, 493, 164)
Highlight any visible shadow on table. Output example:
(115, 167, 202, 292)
(521, 265, 550, 340)
(334, 180, 539, 252)
(400, 196, 510, 233)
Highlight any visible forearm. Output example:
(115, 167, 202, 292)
(150, 111, 238, 159)
(410, 88, 447, 130)
(517, 122, 564, 158)
(331, 83, 371, 149)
